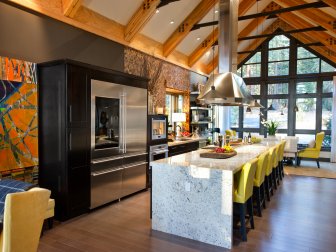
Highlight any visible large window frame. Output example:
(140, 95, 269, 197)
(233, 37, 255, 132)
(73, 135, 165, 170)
(235, 34, 336, 150)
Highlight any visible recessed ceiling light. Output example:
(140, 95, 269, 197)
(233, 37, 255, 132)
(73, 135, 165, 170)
(170, 20, 175, 24)
(197, 37, 201, 41)
(215, 10, 218, 13)
(156, 9, 159, 14)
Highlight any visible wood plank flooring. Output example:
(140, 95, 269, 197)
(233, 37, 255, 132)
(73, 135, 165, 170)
(39, 175, 336, 252)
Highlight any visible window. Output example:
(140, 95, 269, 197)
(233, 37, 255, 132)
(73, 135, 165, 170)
(268, 36, 290, 76)
(267, 99, 288, 129)
(296, 82, 317, 94)
(268, 83, 288, 95)
(323, 80, 334, 93)
(321, 60, 336, 73)
(246, 84, 260, 95)
(297, 58, 319, 74)
(295, 98, 316, 130)
(269, 35, 290, 48)
(322, 98, 332, 130)
(241, 52, 261, 78)
(165, 93, 183, 126)
(229, 106, 239, 128)
(295, 134, 315, 145)
(243, 100, 260, 128)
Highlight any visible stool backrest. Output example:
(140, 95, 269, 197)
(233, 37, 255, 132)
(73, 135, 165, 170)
(254, 151, 269, 187)
(236, 158, 258, 202)
(266, 147, 276, 176)
(273, 144, 280, 168)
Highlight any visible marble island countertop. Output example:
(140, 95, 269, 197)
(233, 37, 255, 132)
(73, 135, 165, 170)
(153, 143, 275, 173)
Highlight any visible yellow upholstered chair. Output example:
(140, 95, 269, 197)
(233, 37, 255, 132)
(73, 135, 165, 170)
(272, 144, 281, 189)
(265, 147, 276, 201)
(45, 198, 55, 229)
(0, 187, 51, 252)
(234, 158, 258, 241)
(253, 151, 269, 217)
(278, 140, 286, 179)
(298, 132, 325, 168)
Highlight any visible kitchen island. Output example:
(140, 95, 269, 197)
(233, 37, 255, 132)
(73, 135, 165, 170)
(151, 142, 278, 249)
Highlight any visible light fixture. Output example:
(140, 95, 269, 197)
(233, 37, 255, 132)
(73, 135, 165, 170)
(170, 20, 174, 24)
(196, 37, 201, 41)
(294, 105, 299, 112)
(246, 106, 252, 113)
(215, 10, 218, 13)
(155, 9, 159, 14)
(249, 99, 264, 108)
(267, 102, 275, 111)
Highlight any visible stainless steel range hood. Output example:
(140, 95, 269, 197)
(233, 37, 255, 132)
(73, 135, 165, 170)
(198, 0, 254, 106)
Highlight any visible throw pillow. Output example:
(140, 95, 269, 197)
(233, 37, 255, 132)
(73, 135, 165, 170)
(308, 140, 315, 148)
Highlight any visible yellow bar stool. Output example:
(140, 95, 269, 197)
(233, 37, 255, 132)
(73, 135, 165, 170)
(272, 144, 281, 190)
(265, 147, 276, 201)
(253, 151, 269, 217)
(233, 158, 258, 241)
(278, 140, 286, 179)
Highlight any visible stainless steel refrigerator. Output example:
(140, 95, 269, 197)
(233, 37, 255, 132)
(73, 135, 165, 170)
(90, 79, 147, 209)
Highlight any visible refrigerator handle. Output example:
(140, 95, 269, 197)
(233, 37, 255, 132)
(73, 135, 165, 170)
(123, 94, 127, 154)
(119, 94, 123, 154)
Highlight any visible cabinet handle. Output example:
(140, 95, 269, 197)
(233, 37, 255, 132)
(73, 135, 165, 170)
(124, 162, 148, 169)
(69, 105, 72, 122)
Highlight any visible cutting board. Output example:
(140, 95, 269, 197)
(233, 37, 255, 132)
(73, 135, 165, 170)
(200, 150, 237, 159)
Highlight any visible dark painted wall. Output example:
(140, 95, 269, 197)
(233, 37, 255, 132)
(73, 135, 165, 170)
(0, 2, 124, 71)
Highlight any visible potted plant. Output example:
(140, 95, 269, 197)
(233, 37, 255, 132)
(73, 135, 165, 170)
(261, 119, 279, 137)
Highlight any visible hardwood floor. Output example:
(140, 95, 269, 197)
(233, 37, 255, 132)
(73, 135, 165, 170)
(39, 175, 336, 252)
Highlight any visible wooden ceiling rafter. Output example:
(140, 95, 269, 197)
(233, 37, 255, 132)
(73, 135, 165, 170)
(322, 0, 336, 10)
(62, 0, 82, 18)
(162, 0, 218, 57)
(278, 12, 336, 55)
(190, 1, 279, 68)
(238, 0, 257, 17)
(273, 0, 336, 38)
(124, 0, 161, 42)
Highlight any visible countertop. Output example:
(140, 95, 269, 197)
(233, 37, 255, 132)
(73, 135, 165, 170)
(167, 137, 207, 147)
(152, 141, 279, 173)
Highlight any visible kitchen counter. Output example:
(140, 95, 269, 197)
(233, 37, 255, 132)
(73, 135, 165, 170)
(151, 141, 279, 249)
(167, 137, 206, 147)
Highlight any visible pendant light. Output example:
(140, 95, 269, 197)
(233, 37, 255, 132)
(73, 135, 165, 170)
(246, 106, 252, 113)
(294, 105, 299, 112)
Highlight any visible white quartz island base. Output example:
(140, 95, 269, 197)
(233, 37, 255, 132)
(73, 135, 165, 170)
(151, 144, 274, 249)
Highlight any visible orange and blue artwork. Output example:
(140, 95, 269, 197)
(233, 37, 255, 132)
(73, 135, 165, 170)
(0, 57, 38, 171)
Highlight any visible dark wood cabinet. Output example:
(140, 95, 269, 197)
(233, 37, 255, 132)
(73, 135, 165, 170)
(39, 61, 90, 221)
(168, 141, 199, 157)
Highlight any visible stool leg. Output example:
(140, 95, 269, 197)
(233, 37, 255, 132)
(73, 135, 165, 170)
(262, 183, 266, 209)
(316, 159, 320, 168)
(264, 177, 270, 201)
(239, 203, 247, 241)
(255, 187, 262, 217)
(47, 217, 54, 229)
(247, 198, 255, 229)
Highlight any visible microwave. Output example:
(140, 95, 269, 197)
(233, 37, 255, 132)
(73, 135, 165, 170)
(148, 115, 168, 145)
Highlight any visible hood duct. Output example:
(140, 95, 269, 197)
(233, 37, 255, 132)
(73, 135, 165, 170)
(198, 0, 254, 106)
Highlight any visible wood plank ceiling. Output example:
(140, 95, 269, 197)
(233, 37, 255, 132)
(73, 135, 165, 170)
(7, 0, 336, 75)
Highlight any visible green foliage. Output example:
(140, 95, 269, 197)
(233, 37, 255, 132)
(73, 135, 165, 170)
(261, 119, 280, 136)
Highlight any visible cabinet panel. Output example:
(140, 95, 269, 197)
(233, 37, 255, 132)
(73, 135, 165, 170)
(67, 65, 89, 127)
(68, 128, 90, 168)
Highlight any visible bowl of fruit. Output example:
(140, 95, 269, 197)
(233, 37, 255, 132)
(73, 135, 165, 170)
(200, 145, 237, 159)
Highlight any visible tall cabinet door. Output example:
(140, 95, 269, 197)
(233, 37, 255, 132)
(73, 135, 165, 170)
(67, 65, 90, 128)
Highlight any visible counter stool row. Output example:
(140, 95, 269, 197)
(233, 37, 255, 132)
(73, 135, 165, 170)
(233, 141, 286, 241)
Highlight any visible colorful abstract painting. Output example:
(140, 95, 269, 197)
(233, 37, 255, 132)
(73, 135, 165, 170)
(0, 57, 38, 177)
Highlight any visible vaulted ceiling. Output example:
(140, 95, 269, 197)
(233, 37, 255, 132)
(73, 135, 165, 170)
(7, 0, 336, 75)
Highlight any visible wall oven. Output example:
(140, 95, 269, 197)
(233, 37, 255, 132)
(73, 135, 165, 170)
(148, 115, 168, 145)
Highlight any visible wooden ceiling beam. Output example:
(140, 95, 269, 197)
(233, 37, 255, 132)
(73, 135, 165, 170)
(163, 0, 217, 57)
(323, 0, 336, 10)
(190, 2, 278, 68)
(238, 0, 256, 16)
(273, 0, 336, 38)
(278, 12, 336, 54)
(62, 0, 82, 18)
(124, 0, 161, 42)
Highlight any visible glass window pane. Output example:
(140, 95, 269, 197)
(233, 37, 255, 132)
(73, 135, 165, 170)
(268, 61, 289, 76)
(268, 48, 289, 61)
(295, 134, 315, 145)
(165, 94, 172, 124)
(177, 95, 183, 112)
(246, 84, 260, 95)
(246, 52, 261, 64)
(269, 35, 290, 49)
(323, 134, 331, 148)
(296, 98, 316, 130)
(237, 67, 242, 76)
(321, 60, 336, 72)
(243, 132, 261, 138)
(268, 83, 288, 95)
(297, 47, 316, 59)
(244, 100, 260, 128)
(267, 99, 288, 129)
(323, 80, 334, 93)
(296, 82, 317, 94)
(242, 64, 261, 78)
(297, 58, 319, 74)
(322, 98, 332, 130)
(229, 106, 239, 128)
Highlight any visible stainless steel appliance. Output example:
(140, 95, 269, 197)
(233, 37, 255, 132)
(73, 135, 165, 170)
(90, 79, 147, 209)
(149, 144, 169, 162)
(148, 115, 168, 145)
